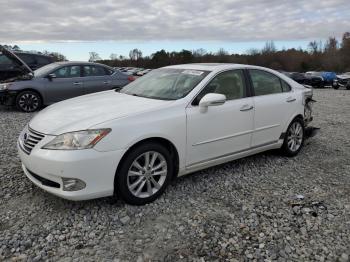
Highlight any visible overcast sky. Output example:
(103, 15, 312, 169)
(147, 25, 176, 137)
(1, 0, 349, 60)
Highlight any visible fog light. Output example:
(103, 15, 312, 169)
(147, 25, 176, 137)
(62, 178, 86, 191)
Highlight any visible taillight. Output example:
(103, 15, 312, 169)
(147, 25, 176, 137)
(128, 76, 135, 82)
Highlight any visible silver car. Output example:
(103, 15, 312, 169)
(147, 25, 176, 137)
(0, 49, 130, 112)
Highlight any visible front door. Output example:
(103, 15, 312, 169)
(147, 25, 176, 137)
(45, 65, 84, 103)
(186, 70, 254, 167)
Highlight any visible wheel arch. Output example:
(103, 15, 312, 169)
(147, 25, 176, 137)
(16, 88, 44, 103)
(114, 137, 180, 188)
(280, 113, 304, 141)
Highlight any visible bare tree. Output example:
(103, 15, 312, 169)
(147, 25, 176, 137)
(324, 37, 338, 53)
(110, 53, 119, 60)
(89, 52, 101, 62)
(129, 48, 143, 60)
(308, 41, 321, 54)
(262, 41, 277, 54)
(193, 48, 207, 57)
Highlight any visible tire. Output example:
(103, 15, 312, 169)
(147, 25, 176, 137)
(333, 84, 339, 90)
(281, 118, 305, 157)
(115, 142, 174, 205)
(15, 90, 42, 112)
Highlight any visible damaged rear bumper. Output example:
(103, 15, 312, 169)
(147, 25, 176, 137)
(303, 90, 315, 126)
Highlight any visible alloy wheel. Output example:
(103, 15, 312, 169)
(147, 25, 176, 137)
(127, 151, 168, 198)
(18, 93, 39, 112)
(287, 122, 303, 152)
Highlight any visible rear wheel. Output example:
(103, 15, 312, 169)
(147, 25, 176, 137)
(281, 118, 305, 157)
(115, 142, 173, 205)
(15, 91, 42, 112)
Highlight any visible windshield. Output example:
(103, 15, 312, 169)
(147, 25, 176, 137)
(120, 68, 210, 100)
(34, 63, 59, 77)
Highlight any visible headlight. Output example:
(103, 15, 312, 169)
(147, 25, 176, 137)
(0, 83, 12, 90)
(42, 129, 111, 150)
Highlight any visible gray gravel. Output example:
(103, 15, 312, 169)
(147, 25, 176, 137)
(0, 89, 349, 261)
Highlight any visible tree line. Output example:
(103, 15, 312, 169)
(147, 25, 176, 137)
(96, 32, 350, 73)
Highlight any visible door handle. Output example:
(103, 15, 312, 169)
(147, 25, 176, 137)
(73, 82, 83, 86)
(286, 97, 296, 102)
(240, 104, 254, 112)
(103, 81, 111, 84)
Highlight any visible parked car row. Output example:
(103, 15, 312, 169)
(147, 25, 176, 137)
(0, 46, 131, 112)
(115, 67, 152, 77)
(282, 72, 324, 88)
(282, 70, 350, 90)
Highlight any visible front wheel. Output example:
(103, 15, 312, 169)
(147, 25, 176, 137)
(281, 118, 305, 157)
(15, 90, 42, 112)
(115, 142, 173, 205)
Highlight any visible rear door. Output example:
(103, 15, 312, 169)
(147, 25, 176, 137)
(248, 69, 296, 147)
(44, 65, 84, 103)
(82, 65, 114, 94)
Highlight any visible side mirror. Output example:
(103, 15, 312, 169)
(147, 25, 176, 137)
(199, 93, 226, 113)
(47, 73, 56, 81)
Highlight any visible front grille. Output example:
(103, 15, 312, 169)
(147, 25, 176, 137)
(21, 127, 45, 155)
(27, 168, 60, 188)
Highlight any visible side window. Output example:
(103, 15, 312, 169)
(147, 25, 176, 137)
(83, 65, 108, 77)
(249, 70, 282, 96)
(53, 66, 81, 78)
(281, 80, 291, 92)
(193, 70, 246, 105)
(105, 68, 114, 75)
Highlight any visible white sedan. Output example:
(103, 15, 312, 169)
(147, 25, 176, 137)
(18, 63, 314, 205)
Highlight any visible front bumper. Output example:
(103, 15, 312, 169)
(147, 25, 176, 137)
(17, 135, 127, 201)
(0, 90, 16, 105)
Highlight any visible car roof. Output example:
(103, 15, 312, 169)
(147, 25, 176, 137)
(53, 61, 112, 68)
(163, 63, 268, 72)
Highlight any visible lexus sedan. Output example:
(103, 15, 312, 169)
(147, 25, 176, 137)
(18, 63, 314, 205)
(0, 47, 130, 112)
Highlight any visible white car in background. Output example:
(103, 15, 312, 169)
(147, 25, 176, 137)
(18, 63, 314, 205)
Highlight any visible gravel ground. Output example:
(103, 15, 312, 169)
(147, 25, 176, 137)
(0, 89, 349, 262)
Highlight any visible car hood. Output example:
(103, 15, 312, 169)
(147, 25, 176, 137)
(0, 46, 33, 74)
(29, 91, 174, 135)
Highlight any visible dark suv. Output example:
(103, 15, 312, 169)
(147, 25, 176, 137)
(282, 72, 324, 88)
(0, 49, 54, 81)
